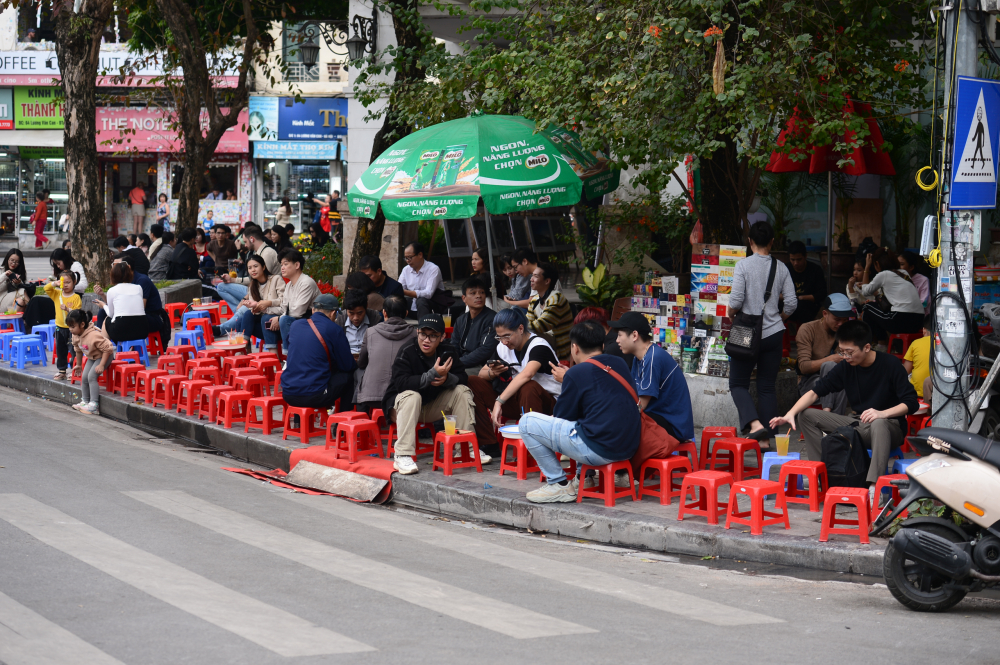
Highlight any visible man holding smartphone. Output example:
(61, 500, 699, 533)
(382, 314, 487, 475)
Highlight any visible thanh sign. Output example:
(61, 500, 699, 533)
(14, 86, 64, 129)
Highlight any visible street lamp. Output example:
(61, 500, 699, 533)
(298, 38, 321, 67)
(347, 11, 378, 61)
(345, 33, 367, 62)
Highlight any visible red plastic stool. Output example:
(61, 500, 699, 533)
(699, 426, 738, 470)
(166, 344, 197, 366)
(677, 470, 734, 525)
(228, 367, 260, 386)
(887, 332, 922, 359)
(245, 396, 285, 435)
(191, 366, 222, 386)
(197, 385, 236, 422)
(234, 373, 269, 397)
(156, 354, 185, 376)
(432, 432, 483, 476)
(197, 348, 230, 363)
(674, 441, 700, 471)
(102, 360, 125, 392)
(282, 406, 326, 443)
(69, 356, 86, 385)
(638, 457, 693, 505)
(115, 350, 141, 364)
(151, 374, 185, 410)
(186, 357, 219, 372)
(117, 363, 144, 397)
(819, 487, 872, 544)
(272, 369, 282, 395)
(249, 357, 280, 385)
(134, 369, 168, 403)
(164, 303, 187, 328)
(778, 460, 828, 512)
(176, 379, 212, 417)
(725, 479, 791, 535)
(186, 318, 215, 345)
(872, 474, 909, 519)
(709, 437, 762, 481)
(326, 419, 383, 462)
(577, 461, 635, 507)
(385, 422, 435, 457)
(329, 410, 367, 424)
(146, 331, 164, 357)
(216, 390, 252, 428)
(540, 458, 578, 483)
(498, 437, 540, 480)
(222, 354, 254, 381)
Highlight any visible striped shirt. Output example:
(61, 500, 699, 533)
(527, 290, 573, 360)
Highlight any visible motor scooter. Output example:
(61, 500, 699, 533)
(871, 427, 1000, 611)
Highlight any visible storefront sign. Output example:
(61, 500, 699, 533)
(0, 88, 12, 129)
(20, 146, 64, 159)
(950, 76, 1000, 210)
(278, 97, 347, 140)
(14, 86, 64, 129)
(96, 107, 249, 153)
(248, 96, 278, 141)
(253, 141, 341, 160)
(0, 49, 240, 86)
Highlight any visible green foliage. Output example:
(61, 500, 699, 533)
(759, 172, 821, 250)
(886, 499, 968, 536)
(576, 263, 632, 312)
(303, 242, 343, 285)
(880, 121, 934, 251)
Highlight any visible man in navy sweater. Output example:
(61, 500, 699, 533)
(280, 293, 357, 410)
(519, 321, 642, 503)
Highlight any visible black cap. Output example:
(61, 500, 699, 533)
(609, 311, 652, 336)
(417, 313, 445, 334)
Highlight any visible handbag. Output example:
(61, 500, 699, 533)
(725, 257, 778, 362)
(584, 359, 679, 475)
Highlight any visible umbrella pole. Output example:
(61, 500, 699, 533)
(484, 208, 499, 308)
(826, 171, 833, 293)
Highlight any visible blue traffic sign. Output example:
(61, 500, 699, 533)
(950, 76, 1000, 209)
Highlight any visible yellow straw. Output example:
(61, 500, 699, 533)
(441, 410, 447, 420)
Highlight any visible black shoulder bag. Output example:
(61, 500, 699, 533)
(725, 257, 777, 362)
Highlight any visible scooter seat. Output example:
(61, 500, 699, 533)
(920, 427, 1000, 469)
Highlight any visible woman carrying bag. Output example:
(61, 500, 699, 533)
(726, 222, 797, 445)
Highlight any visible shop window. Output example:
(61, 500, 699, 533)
(282, 22, 319, 83)
(171, 163, 240, 200)
(19, 1, 56, 43)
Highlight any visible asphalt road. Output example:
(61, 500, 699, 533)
(1, 386, 998, 665)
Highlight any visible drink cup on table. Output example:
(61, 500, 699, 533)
(443, 314, 452, 328)
(775, 433, 790, 457)
(444, 415, 457, 436)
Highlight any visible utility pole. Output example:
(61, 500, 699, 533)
(935, 3, 980, 431)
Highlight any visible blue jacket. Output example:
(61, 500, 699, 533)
(553, 354, 641, 461)
(281, 312, 357, 396)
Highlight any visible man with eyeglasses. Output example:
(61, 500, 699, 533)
(795, 293, 852, 414)
(770, 319, 918, 488)
(399, 241, 449, 319)
(382, 313, 485, 475)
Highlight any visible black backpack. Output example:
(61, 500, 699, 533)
(820, 426, 869, 488)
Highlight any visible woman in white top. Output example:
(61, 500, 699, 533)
(94, 262, 149, 343)
(852, 248, 924, 343)
(898, 250, 931, 314)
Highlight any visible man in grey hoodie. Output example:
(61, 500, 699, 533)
(356, 295, 416, 412)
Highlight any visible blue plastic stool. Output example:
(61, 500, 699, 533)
(49, 319, 57, 325)
(181, 311, 211, 329)
(33, 323, 57, 352)
(173, 329, 205, 351)
(10, 335, 46, 369)
(116, 339, 150, 366)
(0, 317, 24, 334)
(760, 452, 800, 480)
(0, 331, 26, 361)
(893, 458, 918, 474)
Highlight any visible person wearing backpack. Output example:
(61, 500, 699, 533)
(769, 319, 919, 490)
(727, 221, 797, 448)
(518, 321, 642, 503)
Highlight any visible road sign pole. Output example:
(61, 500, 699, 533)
(936, 5, 980, 432)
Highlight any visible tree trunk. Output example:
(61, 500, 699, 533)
(54, 0, 114, 288)
(348, 0, 426, 273)
(699, 137, 743, 245)
(153, 0, 258, 231)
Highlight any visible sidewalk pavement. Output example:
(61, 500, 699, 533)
(0, 360, 890, 577)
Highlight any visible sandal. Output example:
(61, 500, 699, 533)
(53, 371, 67, 381)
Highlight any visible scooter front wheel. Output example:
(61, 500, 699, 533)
(884, 523, 968, 612)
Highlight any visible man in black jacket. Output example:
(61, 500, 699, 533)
(112, 235, 150, 275)
(452, 276, 497, 370)
(167, 228, 200, 280)
(383, 313, 484, 475)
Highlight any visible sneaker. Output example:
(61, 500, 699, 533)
(80, 402, 99, 415)
(212, 325, 223, 337)
(583, 475, 598, 489)
(868, 485, 877, 508)
(478, 449, 492, 465)
(393, 455, 419, 475)
(71, 400, 87, 412)
(526, 481, 578, 503)
(614, 470, 632, 488)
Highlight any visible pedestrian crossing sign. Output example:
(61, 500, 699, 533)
(950, 76, 1000, 209)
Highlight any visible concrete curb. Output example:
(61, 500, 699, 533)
(0, 365, 885, 576)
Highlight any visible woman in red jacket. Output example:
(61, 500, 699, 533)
(32, 192, 50, 249)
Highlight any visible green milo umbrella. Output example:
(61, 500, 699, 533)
(347, 114, 619, 222)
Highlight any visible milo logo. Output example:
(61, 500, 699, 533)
(525, 154, 550, 169)
(363, 206, 371, 215)
(432, 206, 448, 216)
(443, 150, 463, 160)
(419, 150, 440, 160)
(380, 166, 397, 178)
(538, 195, 552, 205)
